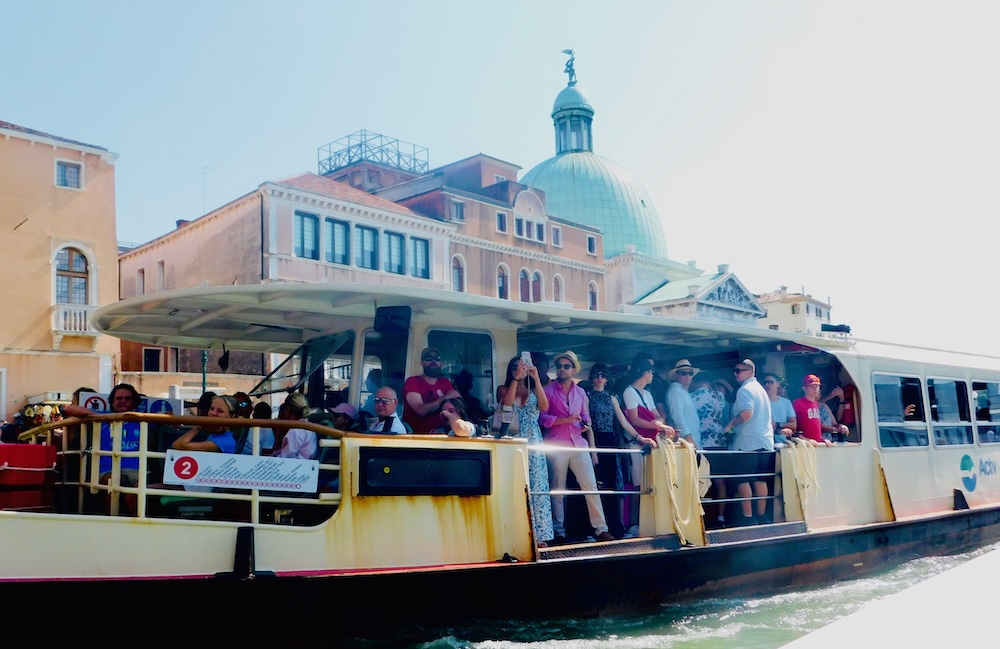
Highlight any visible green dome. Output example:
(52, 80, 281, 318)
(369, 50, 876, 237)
(552, 84, 593, 114)
(521, 152, 668, 258)
(522, 73, 668, 259)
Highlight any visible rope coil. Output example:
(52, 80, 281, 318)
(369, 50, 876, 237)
(784, 438, 819, 521)
(661, 438, 701, 545)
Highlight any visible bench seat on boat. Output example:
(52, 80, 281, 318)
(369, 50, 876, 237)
(0, 444, 56, 510)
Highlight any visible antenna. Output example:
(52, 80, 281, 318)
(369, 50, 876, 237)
(199, 166, 215, 215)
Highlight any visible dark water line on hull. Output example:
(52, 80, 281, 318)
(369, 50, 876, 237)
(308, 542, 999, 649)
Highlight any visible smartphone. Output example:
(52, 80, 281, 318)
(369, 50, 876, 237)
(520, 351, 533, 367)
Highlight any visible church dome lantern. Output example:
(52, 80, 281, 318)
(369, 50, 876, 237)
(520, 51, 669, 259)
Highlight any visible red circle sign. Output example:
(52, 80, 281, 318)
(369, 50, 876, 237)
(85, 396, 107, 411)
(173, 455, 199, 479)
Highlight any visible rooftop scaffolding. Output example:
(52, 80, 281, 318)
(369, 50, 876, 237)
(318, 129, 429, 176)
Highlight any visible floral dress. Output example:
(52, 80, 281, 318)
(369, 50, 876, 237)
(587, 389, 625, 491)
(587, 388, 626, 537)
(691, 386, 728, 449)
(515, 391, 554, 543)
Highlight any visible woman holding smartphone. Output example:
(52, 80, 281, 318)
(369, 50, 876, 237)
(498, 355, 553, 547)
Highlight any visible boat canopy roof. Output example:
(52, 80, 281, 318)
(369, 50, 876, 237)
(92, 284, 814, 352)
(91, 283, 998, 370)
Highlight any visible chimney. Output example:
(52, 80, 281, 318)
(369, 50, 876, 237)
(688, 284, 699, 297)
(717, 263, 729, 274)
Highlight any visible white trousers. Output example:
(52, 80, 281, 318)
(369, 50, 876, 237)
(547, 448, 608, 537)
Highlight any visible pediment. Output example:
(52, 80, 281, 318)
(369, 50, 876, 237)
(702, 277, 765, 314)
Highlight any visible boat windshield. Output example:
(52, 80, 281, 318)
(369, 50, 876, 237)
(249, 331, 354, 397)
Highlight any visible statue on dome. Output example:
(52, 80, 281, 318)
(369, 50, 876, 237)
(562, 49, 576, 85)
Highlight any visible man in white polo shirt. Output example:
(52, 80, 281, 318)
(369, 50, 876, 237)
(723, 359, 773, 525)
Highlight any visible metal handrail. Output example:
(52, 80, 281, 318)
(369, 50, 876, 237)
(21, 414, 346, 524)
(525, 443, 650, 497)
(521, 444, 783, 507)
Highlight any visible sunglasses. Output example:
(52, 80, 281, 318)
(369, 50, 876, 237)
(555, 363, 574, 369)
(593, 372, 608, 379)
(676, 370, 695, 377)
(734, 368, 750, 374)
(422, 356, 442, 362)
(374, 397, 396, 404)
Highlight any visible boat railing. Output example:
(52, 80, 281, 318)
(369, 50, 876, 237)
(525, 443, 652, 497)
(524, 445, 780, 509)
(18, 416, 784, 531)
(700, 448, 781, 510)
(19, 413, 345, 524)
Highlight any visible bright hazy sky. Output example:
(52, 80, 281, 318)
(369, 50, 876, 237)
(5, 1, 999, 354)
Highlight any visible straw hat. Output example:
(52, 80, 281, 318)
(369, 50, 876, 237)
(667, 359, 701, 381)
(552, 350, 581, 371)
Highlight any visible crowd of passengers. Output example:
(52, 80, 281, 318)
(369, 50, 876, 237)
(333, 347, 858, 544)
(481, 350, 857, 544)
(55, 349, 857, 537)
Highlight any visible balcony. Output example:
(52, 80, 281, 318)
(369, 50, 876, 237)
(51, 303, 101, 351)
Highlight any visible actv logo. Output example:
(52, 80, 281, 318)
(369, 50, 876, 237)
(960, 455, 977, 492)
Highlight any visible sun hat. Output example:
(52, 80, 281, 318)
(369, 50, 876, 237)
(553, 350, 581, 371)
(667, 359, 701, 381)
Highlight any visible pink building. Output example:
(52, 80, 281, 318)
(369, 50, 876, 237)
(118, 136, 604, 400)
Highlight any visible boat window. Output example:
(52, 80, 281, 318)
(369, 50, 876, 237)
(359, 328, 409, 425)
(427, 330, 495, 426)
(249, 331, 354, 397)
(874, 374, 929, 448)
(927, 378, 973, 446)
(321, 347, 353, 408)
(973, 381, 1000, 444)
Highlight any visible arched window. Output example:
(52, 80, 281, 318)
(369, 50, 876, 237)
(519, 269, 530, 302)
(588, 282, 599, 311)
(531, 271, 543, 303)
(497, 265, 509, 300)
(552, 275, 564, 303)
(451, 256, 465, 293)
(56, 247, 89, 304)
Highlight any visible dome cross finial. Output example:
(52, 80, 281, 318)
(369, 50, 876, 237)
(561, 49, 576, 85)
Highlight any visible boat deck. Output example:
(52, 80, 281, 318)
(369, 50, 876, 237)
(538, 521, 808, 560)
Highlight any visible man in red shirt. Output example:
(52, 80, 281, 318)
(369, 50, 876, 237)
(793, 374, 834, 446)
(402, 347, 460, 433)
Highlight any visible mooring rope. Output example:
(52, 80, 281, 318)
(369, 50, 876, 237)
(784, 437, 820, 520)
(661, 437, 701, 544)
